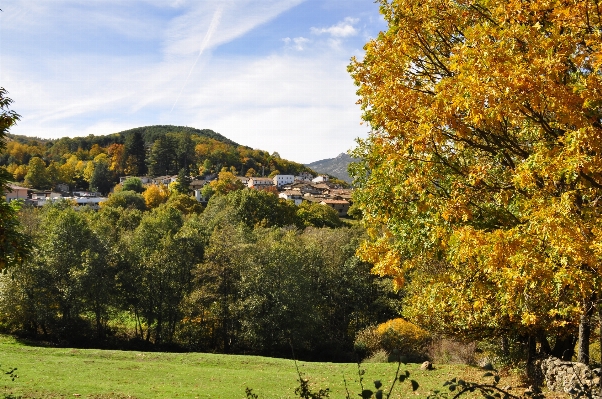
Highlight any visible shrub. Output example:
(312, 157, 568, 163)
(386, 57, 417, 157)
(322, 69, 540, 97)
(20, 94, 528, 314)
(355, 318, 430, 362)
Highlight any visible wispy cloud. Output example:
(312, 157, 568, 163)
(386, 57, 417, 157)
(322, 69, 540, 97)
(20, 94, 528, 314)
(1, 0, 382, 163)
(310, 17, 359, 38)
(282, 36, 310, 51)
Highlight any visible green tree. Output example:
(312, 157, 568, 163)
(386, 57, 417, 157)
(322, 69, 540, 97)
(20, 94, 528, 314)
(148, 135, 177, 176)
(24, 157, 50, 189)
(296, 201, 343, 228)
(123, 131, 147, 176)
(0, 88, 29, 270)
(89, 160, 114, 195)
(102, 190, 146, 211)
(176, 168, 191, 194)
(121, 177, 144, 193)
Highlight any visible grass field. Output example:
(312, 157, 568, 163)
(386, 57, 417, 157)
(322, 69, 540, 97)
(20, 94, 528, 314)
(0, 335, 527, 399)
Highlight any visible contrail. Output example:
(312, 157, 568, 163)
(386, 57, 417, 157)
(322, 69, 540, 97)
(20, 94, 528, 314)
(171, 6, 223, 113)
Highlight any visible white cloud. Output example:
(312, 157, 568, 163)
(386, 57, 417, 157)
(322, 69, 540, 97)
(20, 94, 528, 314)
(1, 1, 375, 163)
(310, 17, 359, 38)
(282, 36, 310, 51)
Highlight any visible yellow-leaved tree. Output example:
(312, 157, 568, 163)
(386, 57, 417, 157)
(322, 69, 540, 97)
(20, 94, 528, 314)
(349, 0, 602, 364)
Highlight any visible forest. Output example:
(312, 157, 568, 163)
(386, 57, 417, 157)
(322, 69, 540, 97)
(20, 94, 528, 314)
(1, 125, 317, 192)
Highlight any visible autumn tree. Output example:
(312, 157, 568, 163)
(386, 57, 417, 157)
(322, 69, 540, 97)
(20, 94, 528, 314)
(349, 0, 602, 363)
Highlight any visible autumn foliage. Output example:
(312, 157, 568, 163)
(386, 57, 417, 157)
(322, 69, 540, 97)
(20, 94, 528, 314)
(349, 0, 602, 353)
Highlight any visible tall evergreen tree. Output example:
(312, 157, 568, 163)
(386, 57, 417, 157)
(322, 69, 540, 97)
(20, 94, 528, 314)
(124, 131, 147, 176)
(148, 135, 177, 176)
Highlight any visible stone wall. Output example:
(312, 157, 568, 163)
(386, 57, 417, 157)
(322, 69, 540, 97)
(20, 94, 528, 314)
(537, 357, 601, 398)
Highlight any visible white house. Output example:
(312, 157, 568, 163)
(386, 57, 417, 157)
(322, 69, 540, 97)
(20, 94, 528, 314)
(273, 174, 294, 188)
(279, 190, 303, 206)
(248, 177, 274, 189)
(312, 175, 329, 183)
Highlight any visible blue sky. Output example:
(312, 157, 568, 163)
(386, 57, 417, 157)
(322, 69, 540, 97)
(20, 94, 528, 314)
(0, 0, 385, 163)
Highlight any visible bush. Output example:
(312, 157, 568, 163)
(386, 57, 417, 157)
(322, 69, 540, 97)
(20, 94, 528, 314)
(355, 318, 431, 362)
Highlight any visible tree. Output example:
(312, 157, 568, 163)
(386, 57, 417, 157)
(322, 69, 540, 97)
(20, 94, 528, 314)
(121, 177, 144, 193)
(209, 170, 245, 196)
(102, 190, 146, 211)
(123, 131, 147, 176)
(296, 201, 343, 228)
(0, 88, 29, 270)
(349, 0, 602, 363)
(24, 157, 50, 189)
(143, 184, 169, 209)
(175, 168, 191, 194)
(89, 159, 114, 195)
(148, 135, 177, 177)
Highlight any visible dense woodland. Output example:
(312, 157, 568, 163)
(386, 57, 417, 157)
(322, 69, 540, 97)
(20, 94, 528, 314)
(0, 191, 400, 360)
(1, 125, 316, 192)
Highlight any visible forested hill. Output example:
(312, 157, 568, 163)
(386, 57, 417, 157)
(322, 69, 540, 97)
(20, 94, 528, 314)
(2, 125, 315, 191)
(117, 125, 239, 147)
(6, 125, 237, 149)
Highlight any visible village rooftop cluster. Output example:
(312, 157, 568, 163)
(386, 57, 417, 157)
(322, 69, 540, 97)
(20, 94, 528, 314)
(4, 173, 353, 216)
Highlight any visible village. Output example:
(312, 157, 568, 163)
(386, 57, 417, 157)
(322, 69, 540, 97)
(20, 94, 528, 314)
(4, 172, 353, 217)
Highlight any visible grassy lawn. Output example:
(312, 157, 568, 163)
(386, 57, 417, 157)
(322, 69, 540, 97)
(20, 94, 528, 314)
(0, 335, 525, 399)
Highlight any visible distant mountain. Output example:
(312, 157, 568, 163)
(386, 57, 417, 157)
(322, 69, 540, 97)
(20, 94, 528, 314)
(305, 153, 358, 183)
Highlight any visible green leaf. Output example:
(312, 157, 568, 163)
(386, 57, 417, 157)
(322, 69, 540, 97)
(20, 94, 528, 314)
(411, 380, 419, 391)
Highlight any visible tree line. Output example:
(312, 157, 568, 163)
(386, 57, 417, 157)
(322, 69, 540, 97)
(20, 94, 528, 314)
(1, 125, 316, 193)
(0, 189, 400, 360)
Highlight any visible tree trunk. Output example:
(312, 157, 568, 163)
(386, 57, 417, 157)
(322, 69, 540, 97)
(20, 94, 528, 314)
(551, 334, 576, 360)
(578, 296, 596, 364)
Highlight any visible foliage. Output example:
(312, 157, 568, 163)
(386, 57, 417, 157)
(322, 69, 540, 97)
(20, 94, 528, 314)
(142, 184, 169, 209)
(348, 0, 602, 351)
(296, 201, 344, 228)
(102, 190, 146, 211)
(24, 157, 49, 189)
(0, 88, 29, 271)
(89, 158, 114, 195)
(166, 193, 203, 215)
(209, 170, 245, 196)
(121, 177, 144, 193)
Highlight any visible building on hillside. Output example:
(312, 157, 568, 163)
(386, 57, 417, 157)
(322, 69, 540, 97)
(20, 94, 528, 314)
(248, 177, 274, 189)
(312, 175, 329, 183)
(320, 199, 350, 217)
(4, 184, 28, 202)
(296, 172, 314, 182)
(194, 189, 210, 204)
(273, 174, 294, 188)
(190, 179, 209, 191)
(236, 176, 250, 186)
(120, 176, 152, 184)
(152, 175, 177, 185)
(279, 190, 303, 206)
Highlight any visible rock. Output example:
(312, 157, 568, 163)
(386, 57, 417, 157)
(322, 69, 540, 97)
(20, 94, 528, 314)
(420, 361, 433, 370)
(481, 362, 494, 371)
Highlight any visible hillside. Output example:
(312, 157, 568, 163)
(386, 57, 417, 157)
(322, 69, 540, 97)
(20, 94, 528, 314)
(306, 152, 358, 183)
(1, 125, 315, 191)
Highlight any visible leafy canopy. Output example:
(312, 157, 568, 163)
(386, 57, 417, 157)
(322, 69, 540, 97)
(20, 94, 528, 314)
(349, 0, 602, 339)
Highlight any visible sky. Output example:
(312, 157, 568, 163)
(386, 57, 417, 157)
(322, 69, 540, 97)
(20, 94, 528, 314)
(0, 0, 386, 164)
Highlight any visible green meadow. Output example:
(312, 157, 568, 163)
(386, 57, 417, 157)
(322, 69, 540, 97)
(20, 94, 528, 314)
(0, 336, 528, 399)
